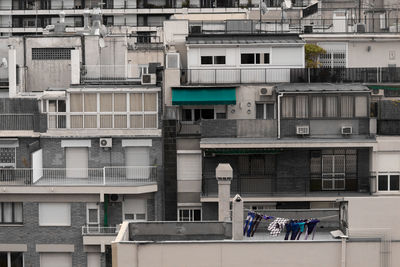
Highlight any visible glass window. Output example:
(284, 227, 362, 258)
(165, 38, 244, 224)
(241, 53, 255, 64)
(144, 93, 157, 112)
(114, 93, 127, 112)
(264, 53, 270, 64)
(0, 252, 23, 267)
(341, 96, 354, 118)
(325, 96, 337, 117)
(84, 94, 97, 112)
(201, 109, 214, 119)
(201, 56, 212, 65)
(355, 96, 368, 117)
(311, 96, 323, 117)
(282, 96, 294, 118)
(130, 93, 143, 112)
(256, 104, 264, 119)
(70, 93, 83, 112)
(3, 203, 12, 223)
(214, 56, 226, 64)
(255, 53, 260, 64)
(182, 109, 192, 121)
(390, 175, 400, 191)
(296, 96, 308, 118)
(178, 208, 201, 221)
(100, 93, 112, 112)
(378, 175, 388, 191)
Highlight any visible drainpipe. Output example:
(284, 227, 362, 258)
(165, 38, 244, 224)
(277, 93, 283, 139)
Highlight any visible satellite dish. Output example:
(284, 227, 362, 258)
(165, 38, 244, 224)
(282, 0, 292, 9)
(261, 1, 268, 15)
(99, 38, 105, 48)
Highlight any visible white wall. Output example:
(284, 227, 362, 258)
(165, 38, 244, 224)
(348, 41, 400, 67)
(0, 0, 11, 9)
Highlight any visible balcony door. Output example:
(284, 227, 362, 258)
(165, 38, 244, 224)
(322, 155, 345, 190)
(125, 147, 150, 179)
(65, 147, 88, 178)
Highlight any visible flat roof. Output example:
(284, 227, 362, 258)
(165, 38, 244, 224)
(187, 34, 304, 45)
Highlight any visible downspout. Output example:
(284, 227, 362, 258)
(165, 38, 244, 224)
(341, 236, 347, 267)
(277, 92, 283, 139)
(104, 194, 108, 227)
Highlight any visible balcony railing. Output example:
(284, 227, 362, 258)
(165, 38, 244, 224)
(182, 67, 400, 84)
(0, 166, 157, 186)
(0, 114, 35, 131)
(82, 226, 118, 235)
(182, 68, 291, 84)
(202, 173, 371, 196)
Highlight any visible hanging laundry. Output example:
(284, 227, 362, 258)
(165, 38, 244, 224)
(290, 222, 301, 240)
(243, 212, 254, 236)
(250, 214, 263, 237)
(284, 220, 293, 240)
(304, 219, 320, 240)
(296, 222, 306, 240)
(268, 217, 288, 236)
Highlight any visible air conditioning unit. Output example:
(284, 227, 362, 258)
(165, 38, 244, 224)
(166, 53, 180, 69)
(371, 89, 384, 96)
(355, 23, 366, 33)
(100, 138, 112, 148)
(109, 194, 121, 202)
(341, 126, 353, 135)
(303, 25, 313, 34)
(141, 74, 156, 85)
(259, 87, 273, 96)
(296, 125, 310, 135)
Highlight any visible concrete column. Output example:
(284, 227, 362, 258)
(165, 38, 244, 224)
(232, 194, 243, 240)
(216, 163, 233, 222)
(71, 50, 80, 85)
(8, 48, 17, 98)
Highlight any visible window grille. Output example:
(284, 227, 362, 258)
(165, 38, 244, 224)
(32, 48, 72, 60)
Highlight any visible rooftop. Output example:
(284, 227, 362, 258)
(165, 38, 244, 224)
(186, 34, 304, 45)
(276, 83, 371, 93)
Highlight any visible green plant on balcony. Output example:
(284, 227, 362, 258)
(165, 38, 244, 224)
(305, 43, 326, 68)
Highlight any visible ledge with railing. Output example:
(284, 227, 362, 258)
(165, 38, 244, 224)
(0, 114, 36, 131)
(181, 67, 400, 84)
(202, 173, 371, 197)
(0, 166, 158, 186)
(82, 225, 118, 235)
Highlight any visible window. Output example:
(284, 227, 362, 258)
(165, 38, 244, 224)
(0, 148, 16, 168)
(201, 56, 213, 65)
(355, 96, 368, 117)
(32, 48, 72, 60)
(296, 96, 308, 118)
(40, 253, 72, 267)
(0, 252, 23, 267)
(181, 108, 214, 122)
(69, 92, 157, 129)
(47, 100, 66, 129)
(256, 103, 274, 119)
(0, 202, 23, 224)
(319, 50, 346, 68)
(178, 208, 201, 221)
(200, 56, 226, 65)
(123, 198, 147, 221)
(241, 53, 258, 64)
(263, 53, 270, 64)
(325, 96, 338, 117)
(341, 96, 354, 118)
(86, 203, 99, 229)
(281, 96, 294, 118)
(65, 147, 88, 178)
(39, 203, 71, 226)
(311, 96, 323, 118)
(322, 154, 345, 190)
(378, 174, 400, 191)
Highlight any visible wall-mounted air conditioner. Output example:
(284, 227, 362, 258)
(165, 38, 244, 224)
(109, 194, 121, 202)
(100, 138, 112, 148)
(355, 23, 366, 33)
(141, 74, 156, 85)
(296, 125, 310, 135)
(259, 87, 273, 96)
(341, 126, 353, 135)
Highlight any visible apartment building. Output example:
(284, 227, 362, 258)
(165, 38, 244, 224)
(0, 14, 164, 267)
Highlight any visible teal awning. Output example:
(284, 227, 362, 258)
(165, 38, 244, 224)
(172, 87, 236, 105)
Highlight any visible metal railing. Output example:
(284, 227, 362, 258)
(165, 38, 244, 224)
(182, 68, 291, 84)
(0, 114, 35, 130)
(82, 225, 118, 235)
(0, 166, 157, 186)
(202, 173, 371, 196)
(177, 122, 201, 135)
(182, 67, 400, 84)
(82, 65, 130, 81)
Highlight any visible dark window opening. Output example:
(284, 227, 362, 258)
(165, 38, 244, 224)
(201, 56, 213, 65)
(214, 56, 226, 64)
(264, 53, 270, 64)
(241, 53, 255, 64)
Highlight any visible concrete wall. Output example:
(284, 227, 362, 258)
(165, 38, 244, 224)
(113, 239, 400, 267)
(348, 41, 400, 67)
(25, 36, 82, 92)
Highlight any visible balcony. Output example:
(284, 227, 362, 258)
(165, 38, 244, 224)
(0, 166, 157, 186)
(0, 114, 36, 131)
(202, 173, 371, 197)
(82, 226, 118, 235)
(182, 67, 400, 85)
(182, 68, 291, 85)
(177, 119, 277, 138)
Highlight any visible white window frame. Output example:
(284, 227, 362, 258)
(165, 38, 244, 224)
(67, 92, 158, 129)
(377, 173, 400, 192)
(86, 203, 99, 226)
(177, 207, 202, 221)
(256, 103, 275, 119)
(46, 99, 67, 129)
(0, 202, 23, 224)
(200, 55, 226, 65)
(322, 155, 345, 190)
(240, 53, 270, 65)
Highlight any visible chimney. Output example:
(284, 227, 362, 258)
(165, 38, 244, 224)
(83, 9, 90, 30)
(232, 194, 243, 240)
(59, 11, 66, 23)
(215, 163, 233, 222)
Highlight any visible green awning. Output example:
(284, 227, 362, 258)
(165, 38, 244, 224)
(172, 87, 236, 105)
(368, 85, 400, 91)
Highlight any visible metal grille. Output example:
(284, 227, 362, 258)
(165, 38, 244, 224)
(320, 50, 346, 68)
(32, 48, 72, 60)
(0, 148, 15, 166)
